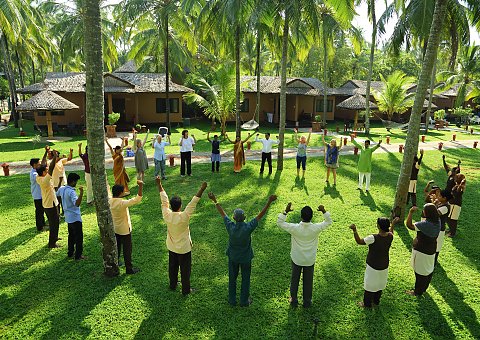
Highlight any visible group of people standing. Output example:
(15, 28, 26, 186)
(27, 127, 468, 309)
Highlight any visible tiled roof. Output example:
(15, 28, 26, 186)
(113, 60, 137, 73)
(336, 94, 378, 110)
(16, 90, 79, 111)
(18, 72, 193, 94)
(334, 80, 385, 96)
(241, 76, 333, 96)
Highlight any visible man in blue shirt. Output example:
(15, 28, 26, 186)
(30, 158, 46, 231)
(152, 133, 171, 180)
(208, 192, 277, 306)
(57, 173, 85, 260)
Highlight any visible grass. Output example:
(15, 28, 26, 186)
(1, 147, 479, 339)
(1, 120, 479, 164)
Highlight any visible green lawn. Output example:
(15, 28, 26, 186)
(1, 120, 479, 163)
(1, 148, 479, 339)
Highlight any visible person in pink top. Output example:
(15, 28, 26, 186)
(156, 177, 207, 295)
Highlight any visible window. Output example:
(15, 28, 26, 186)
(37, 111, 46, 116)
(316, 99, 333, 112)
(156, 98, 179, 113)
(240, 98, 249, 112)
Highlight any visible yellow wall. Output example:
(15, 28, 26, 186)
(34, 92, 85, 126)
(135, 93, 183, 124)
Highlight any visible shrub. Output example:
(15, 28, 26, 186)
(108, 112, 120, 125)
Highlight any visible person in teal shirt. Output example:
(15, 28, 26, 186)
(351, 138, 382, 192)
(208, 192, 277, 307)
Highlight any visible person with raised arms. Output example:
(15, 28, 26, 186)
(208, 192, 277, 307)
(351, 137, 382, 192)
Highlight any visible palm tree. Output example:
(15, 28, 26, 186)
(391, 0, 448, 219)
(438, 44, 480, 107)
(40, 0, 119, 71)
(373, 71, 415, 120)
(197, 0, 254, 138)
(318, 0, 356, 125)
(0, 0, 39, 127)
(83, 0, 119, 277)
(364, 0, 376, 135)
(183, 64, 236, 135)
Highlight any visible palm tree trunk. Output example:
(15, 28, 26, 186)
(165, 11, 171, 130)
(15, 50, 25, 104)
(448, 20, 458, 71)
(391, 0, 448, 220)
(235, 24, 241, 138)
(364, 0, 377, 135)
(1, 33, 18, 128)
(32, 59, 36, 83)
(255, 29, 261, 124)
(277, 9, 289, 171)
(424, 61, 437, 134)
(322, 22, 328, 127)
(83, 0, 119, 277)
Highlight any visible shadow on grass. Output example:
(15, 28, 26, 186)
(0, 235, 125, 339)
(0, 227, 37, 255)
(323, 182, 343, 203)
(431, 264, 480, 338)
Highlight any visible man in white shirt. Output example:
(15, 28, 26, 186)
(255, 133, 280, 175)
(277, 202, 332, 308)
(178, 129, 196, 177)
(153, 133, 171, 180)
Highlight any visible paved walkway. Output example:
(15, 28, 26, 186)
(2, 137, 478, 176)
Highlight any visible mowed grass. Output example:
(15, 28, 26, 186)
(1, 120, 479, 163)
(1, 140, 480, 338)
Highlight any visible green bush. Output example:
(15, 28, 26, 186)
(434, 109, 446, 120)
(108, 112, 120, 125)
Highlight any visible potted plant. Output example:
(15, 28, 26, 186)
(312, 114, 322, 132)
(106, 112, 120, 137)
(434, 109, 446, 128)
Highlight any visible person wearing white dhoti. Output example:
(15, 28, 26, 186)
(406, 204, 441, 296)
(350, 217, 397, 308)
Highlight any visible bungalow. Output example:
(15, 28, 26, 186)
(18, 61, 193, 131)
(239, 76, 336, 126)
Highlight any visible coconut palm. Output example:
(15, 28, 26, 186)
(197, 0, 255, 138)
(40, 0, 118, 71)
(373, 70, 415, 120)
(83, 0, 119, 277)
(391, 0, 448, 219)
(183, 64, 236, 135)
(438, 44, 480, 107)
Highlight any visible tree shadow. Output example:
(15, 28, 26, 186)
(0, 227, 37, 255)
(430, 265, 480, 339)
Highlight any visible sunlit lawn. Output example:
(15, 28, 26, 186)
(1, 147, 479, 339)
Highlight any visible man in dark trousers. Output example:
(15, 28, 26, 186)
(407, 149, 424, 206)
(30, 157, 46, 231)
(255, 133, 280, 175)
(156, 177, 207, 295)
(57, 173, 85, 260)
(208, 192, 277, 306)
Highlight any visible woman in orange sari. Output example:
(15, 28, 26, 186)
(226, 133, 253, 173)
(106, 137, 130, 196)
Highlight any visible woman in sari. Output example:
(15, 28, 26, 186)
(226, 133, 252, 173)
(106, 137, 130, 196)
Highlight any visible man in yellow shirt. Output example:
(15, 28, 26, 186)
(36, 154, 61, 248)
(109, 180, 143, 274)
(156, 177, 207, 295)
(52, 149, 73, 216)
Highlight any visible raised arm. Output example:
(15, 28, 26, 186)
(351, 138, 362, 149)
(207, 131, 211, 142)
(406, 206, 417, 230)
(41, 145, 49, 166)
(225, 134, 233, 144)
(372, 140, 382, 151)
(78, 143, 83, 157)
(255, 195, 277, 221)
(191, 134, 196, 144)
(75, 186, 84, 207)
(306, 130, 312, 145)
(349, 224, 366, 245)
(195, 181, 207, 198)
(418, 149, 424, 165)
(390, 217, 400, 233)
(132, 132, 138, 152)
(208, 192, 226, 218)
(424, 180, 434, 196)
(442, 155, 450, 173)
(48, 154, 58, 176)
(294, 129, 300, 143)
(166, 134, 171, 144)
(155, 176, 164, 192)
(67, 148, 73, 161)
(242, 133, 253, 143)
(137, 180, 144, 197)
(105, 138, 114, 156)
(142, 129, 150, 147)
